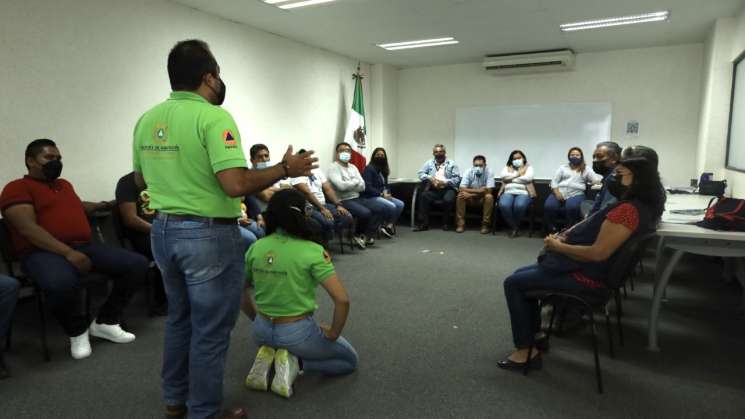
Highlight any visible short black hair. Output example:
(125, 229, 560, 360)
(596, 141, 622, 161)
(167, 40, 218, 91)
(249, 144, 269, 160)
(336, 142, 352, 152)
(473, 155, 486, 164)
(25, 138, 57, 169)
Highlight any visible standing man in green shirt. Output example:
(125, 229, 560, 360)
(133, 39, 316, 419)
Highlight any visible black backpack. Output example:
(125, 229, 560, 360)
(696, 197, 745, 231)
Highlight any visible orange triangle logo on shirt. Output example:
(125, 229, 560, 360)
(222, 129, 236, 146)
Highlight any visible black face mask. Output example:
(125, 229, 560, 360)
(42, 159, 63, 180)
(208, 78, 226, 106)
(607, 174, 628, 198)
(434, 154, 446, 163)
(592, 160, 611, 177)
(372, 157, 386, 167)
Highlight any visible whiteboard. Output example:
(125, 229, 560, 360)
(454, 102, 612, 179)
(726, 52, 745, 171)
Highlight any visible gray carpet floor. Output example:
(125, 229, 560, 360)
(2, 227, 745, 419)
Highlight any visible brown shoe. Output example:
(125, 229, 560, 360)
(480, 226, 490, 234)
(455, 225, 465, 233)
(164, 405, 187, 419)
(219, 408, 247, 419)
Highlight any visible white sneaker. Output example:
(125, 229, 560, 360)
(70, 330, 92, 360)
(245, 346, 275, 391)
(352, 235, 366, 249)
(89, 321, 136, 343)
(271, 348, 300, 398)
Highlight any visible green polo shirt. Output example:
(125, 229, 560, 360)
(245, 231, 336, 317)
(133, 91, 247, 218)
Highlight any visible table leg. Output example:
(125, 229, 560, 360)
(648, 249, 684, 352)
(654, 237, 668, 300)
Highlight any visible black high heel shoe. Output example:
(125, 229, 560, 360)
(497, 353, 543, 371)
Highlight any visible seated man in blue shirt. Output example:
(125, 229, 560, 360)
(589, 141, 622, 215)
(414, 144, 461, 231)
(456, 155, 495, 234)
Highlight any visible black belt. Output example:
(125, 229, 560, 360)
(156, 212, 237, 225)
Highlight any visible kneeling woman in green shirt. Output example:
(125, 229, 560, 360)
(242, 189, 358, 398)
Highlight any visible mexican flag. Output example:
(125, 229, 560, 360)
(344, 68, 367, 173)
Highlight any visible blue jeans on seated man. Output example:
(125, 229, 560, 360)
(498, 193, 532, 229)
(503, 264, 585, 349)
(308, 203, 354, 242)
(21, 243, 148, 337)
(543, 193, 585, 232)
(239, 219, 265, 251)
(151, 215, 245, 419)
(253, 315, 358, 376)
(341, 198, 383, 237)
(0, 275, 20, 342)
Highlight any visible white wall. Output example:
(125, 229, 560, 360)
(395, 44, 705, 186)
(697, 7, 745, 198)
(0, 0, 371, 200)
(370, 63, 399, 161)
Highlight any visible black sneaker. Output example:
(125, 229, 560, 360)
(379, 227, 393, 239)
(412, 225, 429, 232)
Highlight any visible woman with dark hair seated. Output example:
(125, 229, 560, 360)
(241, 189, 358, 398)
(361, 147, 404, 237)
(498, 145, 665, 370)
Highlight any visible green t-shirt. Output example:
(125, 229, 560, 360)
(133, 91, 247, 218)
(245, 232, 336, 317)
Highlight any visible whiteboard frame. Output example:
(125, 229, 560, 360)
(725, 48, 745, 173)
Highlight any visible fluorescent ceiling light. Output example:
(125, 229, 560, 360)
(261, 0, 336, 9)
(560, 11, 669, 32)
(377, 37, 459, 51)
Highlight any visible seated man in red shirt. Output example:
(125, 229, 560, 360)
(0, 139, 148, 360)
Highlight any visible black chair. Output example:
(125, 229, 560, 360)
(522, 231, 657, 394)
(109, 205, 165, 316)
(410, 183, 455, 228)
(0, 219, 105, 361)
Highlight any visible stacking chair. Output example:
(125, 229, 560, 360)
(0, 219, 106, 361)
(522, 232, 657, 394)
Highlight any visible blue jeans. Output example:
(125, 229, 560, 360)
(308, 203, 354, 242)
(503, 264, 584, 348)
(252, 315, 358, 376)
(0, 275, 19, 341)
(367, 197, 404, 225)
(239, 220, 265, 251)
(543, 193, 585, 232)
(498, 193, 532, 229)
(21, 243, 148, 336)
(151, 215, 245, 419)
(342, 198, 384, 237)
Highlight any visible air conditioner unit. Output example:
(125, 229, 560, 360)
(483, 49, 575, 75)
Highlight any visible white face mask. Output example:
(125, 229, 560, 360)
(339, 152, 351, 163)
(255, 161, 271, 170)
(512, 159, 523, 168)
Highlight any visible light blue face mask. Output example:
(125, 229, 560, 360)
(512, 159, 523, 168)
(255, 161, 271, 170)
(473, 166, 484, 176)
(339, 152, 352, 163)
